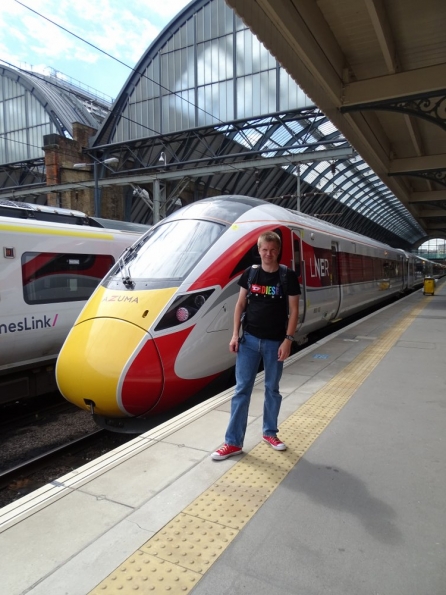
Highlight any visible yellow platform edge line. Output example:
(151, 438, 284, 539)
(89, 297, 430, 594)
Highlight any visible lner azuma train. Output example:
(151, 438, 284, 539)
(0, 206, 148, 403)
(56, 195, 438, 430)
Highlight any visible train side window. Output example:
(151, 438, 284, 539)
(22, 252, 115, 304)
(230, 243, 261, 278)
(383, 260, 397, 279)
(338, 252, 350, 284)
(363, 255, 374, 282)
(374, 257, 383, 280)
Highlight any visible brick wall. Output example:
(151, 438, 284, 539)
(43, 122, 125, 220)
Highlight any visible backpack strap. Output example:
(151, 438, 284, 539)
(279, 264, 288, 296)
(246, 265, 260, 299)
(279, 264, 290, 316)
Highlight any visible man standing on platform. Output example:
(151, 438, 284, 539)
(211, 231, 300, 460)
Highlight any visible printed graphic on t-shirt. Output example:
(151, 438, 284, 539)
(250, 283, 283, 297)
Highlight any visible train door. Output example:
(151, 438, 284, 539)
(403, 254, 410, 290)
(409, 255, 417, 287)
(399, 253, 406, 291)
(330, 241, 342, 320)
(290, 229, 305, 329)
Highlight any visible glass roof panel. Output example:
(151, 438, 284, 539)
(317, 120, 337, 136)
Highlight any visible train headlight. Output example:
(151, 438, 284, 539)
(194, 294, 206, 308)
(176, 306, 193, 322)
(155, 289, 214, 331)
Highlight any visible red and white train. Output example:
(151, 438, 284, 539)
(55, 195, 442, 430)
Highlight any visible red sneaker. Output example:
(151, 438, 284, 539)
(263, 435, 287, 451)
(211, 444, 242, 460)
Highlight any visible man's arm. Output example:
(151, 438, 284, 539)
(286, 294, 299, 337)
(278, 294, 299, 361)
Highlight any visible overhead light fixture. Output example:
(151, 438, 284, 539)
(102, 157, 119, 166)
(73, 157, 118, 170)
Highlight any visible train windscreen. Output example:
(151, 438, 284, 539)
(105, 219, 225, 285)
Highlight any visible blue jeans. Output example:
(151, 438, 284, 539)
(225, 332, 284, 447)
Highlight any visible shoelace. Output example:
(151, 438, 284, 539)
(220, 444, 236, 453)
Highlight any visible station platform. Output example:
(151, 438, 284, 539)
(2, 282, 445, 595)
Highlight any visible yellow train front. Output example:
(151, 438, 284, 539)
(56, 283, 178, 419)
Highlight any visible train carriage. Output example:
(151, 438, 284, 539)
(0, 211, 147, 402)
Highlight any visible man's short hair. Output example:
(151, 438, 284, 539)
(257, 231, 281, 249)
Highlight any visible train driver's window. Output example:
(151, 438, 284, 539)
(230, 244, 260, 278)
(22, 252, 115, 304)
(230, 228, 283, 278)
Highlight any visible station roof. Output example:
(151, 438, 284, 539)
(91, 108, 424, 248)
(0, 63, 112, 194)
(225, 0, 446, 246)
(0, 64, 104, 138)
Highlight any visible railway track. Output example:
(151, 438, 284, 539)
(0, 429, 105, 490)
(0, 394, 136, 507)
(0, 399, 76, 432)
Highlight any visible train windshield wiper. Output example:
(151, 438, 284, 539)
(118, 248, 134, 288)
(123, 264, 134, 288)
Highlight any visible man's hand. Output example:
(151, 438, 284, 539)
(229, 336, 239, 352)
(278, 339, 292, 361)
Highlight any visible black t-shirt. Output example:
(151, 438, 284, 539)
(238, 266, 301, 341)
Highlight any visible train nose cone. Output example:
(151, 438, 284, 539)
(56, 318, 163, 417)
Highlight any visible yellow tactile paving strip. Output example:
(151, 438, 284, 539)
(90, 297, 429, 593)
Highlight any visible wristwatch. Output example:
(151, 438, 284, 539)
(285, 335, 294, 341)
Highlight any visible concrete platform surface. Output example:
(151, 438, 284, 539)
(1, 283, 445, 595)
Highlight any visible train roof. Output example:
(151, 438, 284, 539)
(0, 199, 87, 223)
(0, 200, 149, 234)
(167, 195, 400, 252)
(88, 217, 151, 233)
